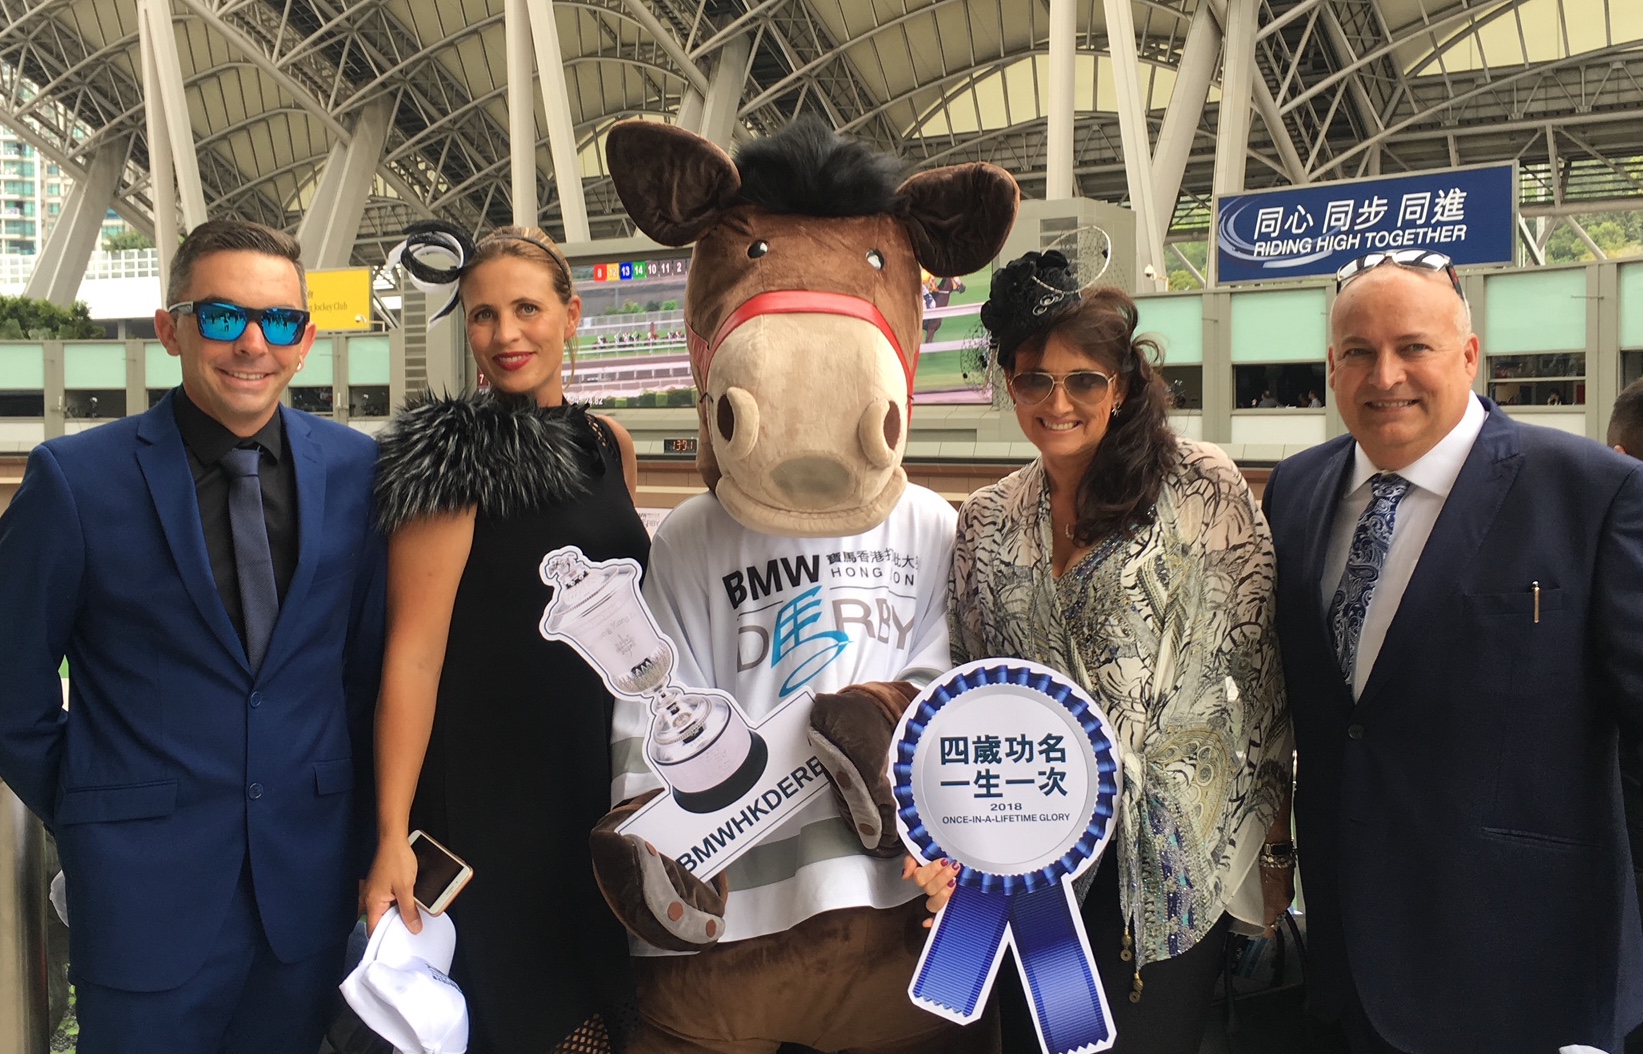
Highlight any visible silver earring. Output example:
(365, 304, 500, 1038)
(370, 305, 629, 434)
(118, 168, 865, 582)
(1111, 403, 1120, 418)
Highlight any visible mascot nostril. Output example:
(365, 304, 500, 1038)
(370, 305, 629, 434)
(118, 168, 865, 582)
(716, 393, 735, 442)
(718, 387, 760, 461)
(857, 398, 898, 470)
(770, 456, 852, 507)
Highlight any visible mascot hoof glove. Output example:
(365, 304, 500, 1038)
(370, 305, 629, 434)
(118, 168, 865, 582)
(808, 681, 917, 857)
(591, 796, 730, 952)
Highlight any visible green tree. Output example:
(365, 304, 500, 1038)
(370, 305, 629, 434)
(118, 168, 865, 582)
(102, 229, 154, 252)
(0, 294, 103, 338)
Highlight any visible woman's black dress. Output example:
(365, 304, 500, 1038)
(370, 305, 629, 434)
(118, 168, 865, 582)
(384, 397, 649, 1053)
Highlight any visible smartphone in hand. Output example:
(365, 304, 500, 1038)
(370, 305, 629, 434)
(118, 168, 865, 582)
(409, 829, 473, 915)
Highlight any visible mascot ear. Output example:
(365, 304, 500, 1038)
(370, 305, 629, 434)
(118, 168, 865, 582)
(607, 121, 742, 246)
(898, 162, 1019, 278)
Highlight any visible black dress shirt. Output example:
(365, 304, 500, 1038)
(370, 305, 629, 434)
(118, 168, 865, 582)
(173, 389, 299, 651)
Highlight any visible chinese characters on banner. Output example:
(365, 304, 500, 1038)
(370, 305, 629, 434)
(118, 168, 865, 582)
(1215, 163, 1515, 283)
(938, 732, 1071, 801)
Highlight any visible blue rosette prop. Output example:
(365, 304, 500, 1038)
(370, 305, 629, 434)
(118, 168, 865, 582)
(892, 659, 1122, 1054)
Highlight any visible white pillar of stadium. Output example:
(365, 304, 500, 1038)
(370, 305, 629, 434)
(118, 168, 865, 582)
(139, 0, 207, 234)
(505, 0, 538, 226)
(1103, 0, 1166, 292)
(1213, 0, 1258, 197)
(298, 96, 393, 270)
(698, 34, 753, 150)
(529, 0, 590, 242)
(138, 0, 178, 292)
(25, 143, 124, 306)
(1151, 0, 1220, 235)
(1044, 0, 1077, 199)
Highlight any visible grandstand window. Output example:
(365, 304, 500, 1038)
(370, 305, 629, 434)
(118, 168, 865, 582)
(1230, 288, 1327, 411)
(1136, 296, 1204, 413)
(1484, 270, 1588, 406)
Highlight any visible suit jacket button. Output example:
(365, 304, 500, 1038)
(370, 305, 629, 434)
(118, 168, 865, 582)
(249, 692, 262, 708)
(248, 782, 264, 800)
(1347, 723, 1365, 740)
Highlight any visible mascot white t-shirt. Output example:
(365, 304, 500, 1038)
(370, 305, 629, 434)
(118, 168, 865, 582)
(613, 483, 957, 949)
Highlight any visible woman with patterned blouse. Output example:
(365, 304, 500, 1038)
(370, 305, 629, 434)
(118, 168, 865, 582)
(924, 251, 1294, 1053)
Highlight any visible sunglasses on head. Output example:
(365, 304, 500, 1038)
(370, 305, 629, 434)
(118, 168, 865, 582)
(168, 300, 312, 347)
(1007, 368, 1115, 407)
(1334, 249, 1465, 300)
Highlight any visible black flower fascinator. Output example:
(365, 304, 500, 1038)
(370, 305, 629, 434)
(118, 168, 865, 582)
(384, 219, 479, 324)
(979, 250, 1082, 362)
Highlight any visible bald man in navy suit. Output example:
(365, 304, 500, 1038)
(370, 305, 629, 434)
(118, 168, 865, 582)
(1262, 253, 1643, 1054)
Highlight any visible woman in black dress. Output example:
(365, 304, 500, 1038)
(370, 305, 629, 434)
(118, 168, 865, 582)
(364, 227, 649, 1053)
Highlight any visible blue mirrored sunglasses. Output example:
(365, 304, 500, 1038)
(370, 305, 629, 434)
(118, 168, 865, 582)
(1334, 249, 1465, 301)
(168, 300, 311, 346)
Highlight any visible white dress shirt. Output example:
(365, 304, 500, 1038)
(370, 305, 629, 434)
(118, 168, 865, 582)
(1320, 394, 1488, 698)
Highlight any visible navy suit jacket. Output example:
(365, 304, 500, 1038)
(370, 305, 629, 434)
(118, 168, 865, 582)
(1264, 400, 1643, 1052)
(0, 392, 385, 992)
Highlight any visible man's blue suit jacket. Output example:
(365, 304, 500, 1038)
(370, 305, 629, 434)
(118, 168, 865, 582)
(1263, 399, 1643, 1053)
(0, 391, 385, 992)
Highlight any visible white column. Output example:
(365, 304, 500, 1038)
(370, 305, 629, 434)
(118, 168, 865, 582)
(698, 33, 752, 150)
(1045, 0, 1077, 200)
(505, 0, 538, 226)
(298, 96, 392, 269)
(138, 0, 179, 293)
(139, 0, 207, 231)
(1102, 0, 1165, 292)
(25, 143, 124, 305)
(1213, 0, 1257, 196)
(1151, 0, 1219, 229)
(528, 0, 589, 242)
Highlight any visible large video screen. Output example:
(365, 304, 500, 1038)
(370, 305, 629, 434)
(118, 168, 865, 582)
(562, 248, 994, 408)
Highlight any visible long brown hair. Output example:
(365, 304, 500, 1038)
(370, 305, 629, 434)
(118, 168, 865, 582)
(1004, 287, 1176, 545)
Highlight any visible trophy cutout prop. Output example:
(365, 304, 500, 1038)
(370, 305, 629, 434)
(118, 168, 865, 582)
(893, 659, 1124, 1054)
(539, 546, 830, 878)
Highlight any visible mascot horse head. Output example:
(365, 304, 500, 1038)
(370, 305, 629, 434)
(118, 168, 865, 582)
(607, 117, 1019, 537)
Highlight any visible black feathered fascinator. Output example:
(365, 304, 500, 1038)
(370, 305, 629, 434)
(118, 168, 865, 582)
(384, 219, 478, 325)
(979, 249, 1082, 361)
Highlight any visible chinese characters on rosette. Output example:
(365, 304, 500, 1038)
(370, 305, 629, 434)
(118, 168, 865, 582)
(939, 732, 1071, 800)
(1252, 187, 1470, 258)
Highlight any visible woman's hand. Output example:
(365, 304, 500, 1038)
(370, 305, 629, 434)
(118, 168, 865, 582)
(1259, 861, 1295, 937)
(903, 855, 962, 929)
(362, 836, 422, 934)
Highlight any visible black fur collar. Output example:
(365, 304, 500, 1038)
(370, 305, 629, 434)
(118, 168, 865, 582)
(373, 390, 601, 533)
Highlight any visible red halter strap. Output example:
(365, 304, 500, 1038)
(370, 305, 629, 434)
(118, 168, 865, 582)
(686, 290, 914, 393)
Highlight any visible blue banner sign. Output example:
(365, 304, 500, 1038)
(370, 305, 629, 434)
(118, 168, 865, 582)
(1215, 164, 1516, 283)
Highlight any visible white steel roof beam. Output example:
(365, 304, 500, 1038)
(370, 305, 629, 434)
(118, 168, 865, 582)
(506, 0, 538, 226)
(141, 0, 208, 231)
(1152, 0, 1219, 237)
(1103, 0, 1165, 288)
(1045, 0, 1075, 199)
(531, 0, 589, 242)
(297, 95, 392, 269)
(25, 139, 128, 306)
(1214, 0, 1256, 195)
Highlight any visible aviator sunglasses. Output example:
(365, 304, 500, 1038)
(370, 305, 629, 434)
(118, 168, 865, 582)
(167, 300, 312, 347)
(1007, 368, 1116, 407)
(1334, 249, 1466, 300)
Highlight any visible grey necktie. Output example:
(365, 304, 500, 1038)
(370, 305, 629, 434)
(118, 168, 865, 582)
(221, 446, 279, 673)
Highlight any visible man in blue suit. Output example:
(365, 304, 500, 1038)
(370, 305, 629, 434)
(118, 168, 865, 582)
(0, 220, 385, 1054)
(1262, 251, 1643, 1054)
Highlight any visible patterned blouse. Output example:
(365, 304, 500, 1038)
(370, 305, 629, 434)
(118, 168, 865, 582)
(949, 438, 1291, 967)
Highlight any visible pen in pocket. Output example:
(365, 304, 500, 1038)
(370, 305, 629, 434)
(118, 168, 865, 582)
(1532, 580, 1540, 624)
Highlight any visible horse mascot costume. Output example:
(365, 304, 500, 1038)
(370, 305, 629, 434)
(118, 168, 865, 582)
(590, 117, 1018, 1054)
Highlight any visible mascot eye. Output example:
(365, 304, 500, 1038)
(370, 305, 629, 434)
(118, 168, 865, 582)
(747, 240, 769, 259)
(866, 249, 885, 271)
